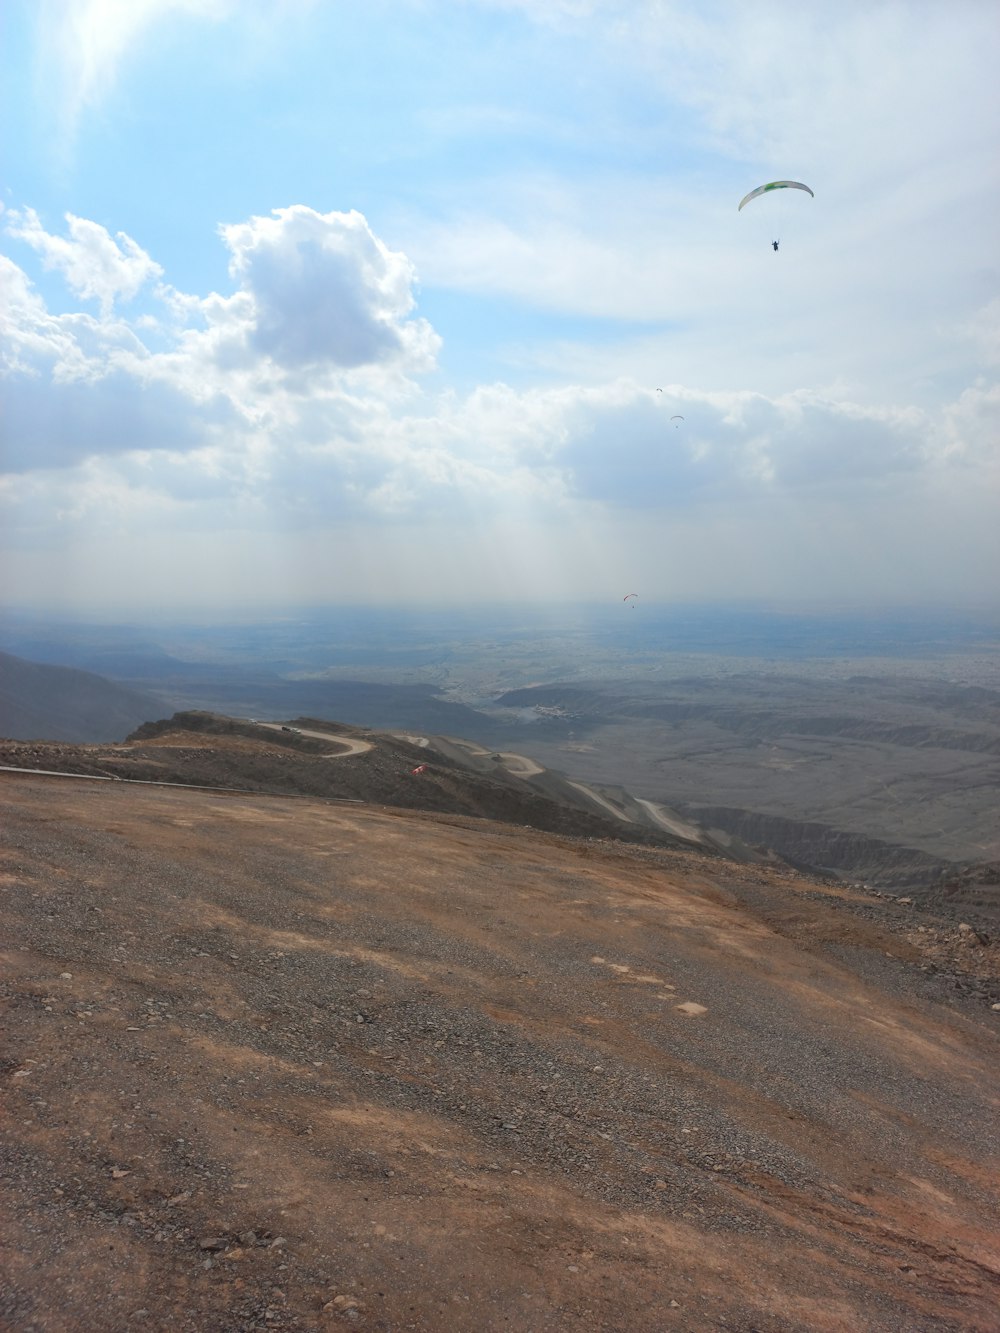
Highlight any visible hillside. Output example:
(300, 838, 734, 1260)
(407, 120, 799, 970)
(0, 649, 162, 743)
(3, 708, 996, 930)
(3, 759, 1000, 1331)
(0, 710, 769, 864)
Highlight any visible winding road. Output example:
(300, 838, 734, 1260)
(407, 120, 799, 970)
(257, 722, 373, 758)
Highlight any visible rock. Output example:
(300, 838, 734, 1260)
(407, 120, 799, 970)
(199, 1237, 226, 1251)
(897, 897, 913, 906)
(326, 1295, 364, 1312)
(60, 972, 73, 981)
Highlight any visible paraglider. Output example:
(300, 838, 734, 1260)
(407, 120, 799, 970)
(739, 181, 813, 251)
(738, 181, 814, 211)
(410, 764, 428, 775)
(670, 415, 684, 427)
(623, 593, 638, 609)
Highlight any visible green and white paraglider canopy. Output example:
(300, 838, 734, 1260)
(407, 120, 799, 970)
(738, 181, 814, 211)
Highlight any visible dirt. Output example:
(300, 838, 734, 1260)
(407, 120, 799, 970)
(3, 762, 1000, 1331)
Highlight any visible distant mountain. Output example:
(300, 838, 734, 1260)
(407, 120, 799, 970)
(0, 650, 160, 742)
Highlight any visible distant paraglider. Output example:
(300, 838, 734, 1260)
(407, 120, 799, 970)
(670, 415, 684, 428)
(410, 764, 428, 775)
(739, 181, 813, 252)
(623, 593, 638, 609)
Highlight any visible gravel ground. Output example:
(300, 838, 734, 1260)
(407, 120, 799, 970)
(2, 772, 1000, 1332)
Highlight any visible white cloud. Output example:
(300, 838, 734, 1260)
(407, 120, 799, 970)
(218, 206, 440, 375)
(5, 209, 162, 316)
(2, 201, 998, 608)
(0, 207, 440, 473)
(583, 2, 1000, 176)
(941, 382, 1000, 470)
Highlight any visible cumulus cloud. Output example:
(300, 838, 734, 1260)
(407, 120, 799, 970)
(217, 206, 441, 374)
(0, 206, 439, 474)
(5, 209, 163, 317)
(537, 384, 935, 508)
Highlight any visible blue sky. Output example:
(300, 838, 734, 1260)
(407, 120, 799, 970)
(2, 0, 998, 612)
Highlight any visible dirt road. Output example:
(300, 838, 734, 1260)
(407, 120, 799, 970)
(3, 774, 999, 1331)
(258, 723, 373, 759)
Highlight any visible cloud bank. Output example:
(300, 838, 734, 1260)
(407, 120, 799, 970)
(1, 189, 997, 607)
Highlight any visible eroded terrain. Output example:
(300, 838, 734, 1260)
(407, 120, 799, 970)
(489, 671, 1000, 893)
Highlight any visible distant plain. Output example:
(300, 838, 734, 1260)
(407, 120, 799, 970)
(2, 603, 998, 890)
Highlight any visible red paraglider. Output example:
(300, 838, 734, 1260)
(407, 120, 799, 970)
(410, 764, 428, 775)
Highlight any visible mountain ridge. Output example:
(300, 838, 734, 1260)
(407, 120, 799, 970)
(0, 649, 162, 742)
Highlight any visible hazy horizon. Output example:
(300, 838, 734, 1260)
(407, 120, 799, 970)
(4, 598, 999, 668)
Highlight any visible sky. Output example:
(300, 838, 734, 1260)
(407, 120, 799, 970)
(1, 0, 999, 613)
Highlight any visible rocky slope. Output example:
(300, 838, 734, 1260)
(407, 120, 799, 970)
(2, 769, 999, 1332)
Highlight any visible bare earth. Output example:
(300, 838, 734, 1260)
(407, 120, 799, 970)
(3, 772, 1000, 1332)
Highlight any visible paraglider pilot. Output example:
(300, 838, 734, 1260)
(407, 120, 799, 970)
(772, 239, 780, 252)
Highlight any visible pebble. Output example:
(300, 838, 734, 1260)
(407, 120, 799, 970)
(325, 1295, 365, 1312)
(60, 972, 73, 981)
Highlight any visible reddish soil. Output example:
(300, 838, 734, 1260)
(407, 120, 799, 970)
(3, 770, 1000, 1332)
